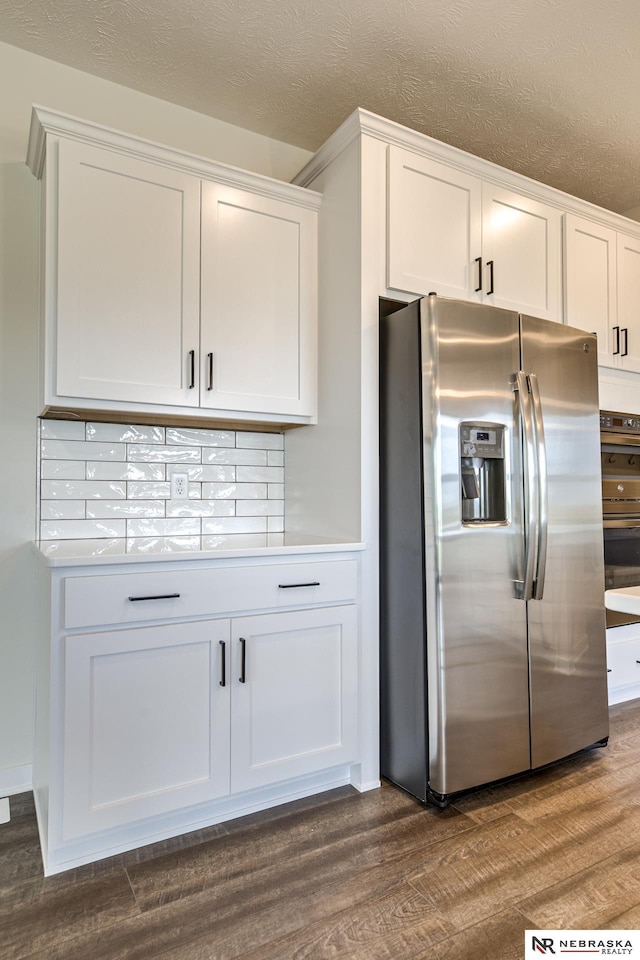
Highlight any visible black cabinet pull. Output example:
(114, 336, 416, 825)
(128, 593, 180, 602)
(486, 260, 494, 295)
(622, 328, 629, 357)
(608, 668, 612, 672)
(475, 256, 482, 293)
(278, 582, 320, 589)
(219, 640, 226, 687)
(188, 349, 195, 389)
(239, 637, 247, 683)
(207, 352, 214, 391)
(613, 326, 620, 355)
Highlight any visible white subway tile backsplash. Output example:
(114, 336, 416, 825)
(236, 499, 284, 517)
(127, 482, 172, 499)
(126, 536, 202, 554)
(201, 533, 268, 550)
(203, 447, 267, 466)
(166, 464, 236, 483)
(166, 500, 235, 518)
(201, 517, 267, 535)
(129, 444, 202, 463)
(166, 427, 235, 447)
(37, 420, 285, 553)
(126, 518, 201, 538)
(267, 533, 285, 547)
(42, 480, 127, 499)
(41, 519, 126, 540)
(236, 466, 284, 483)
(39, 538, 126, 558)
(86, 423, 165, 444)
(86, 500, 165, 519)
(42, 440, 127, 461)
(40, 420, 85, 440)
(41, 460, 86, 480)
(87, 462, 166, 481)
(236, 431, 284, 450)
(41, 500, 86, 520)
(202, 482, 267, 500)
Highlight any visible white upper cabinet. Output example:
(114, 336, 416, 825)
(565, 214, 640, 373)
(564, 214, 618, 366)
(387, 149, 482, 300)
(387, 146, 562, 322)
(200, 182, 316, 417)
(56, 140, 202, 407)
(617, 232, 640, 375)
(28, 107, 320, 424)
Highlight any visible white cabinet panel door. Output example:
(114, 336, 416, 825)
(55, 140, 201, 406)
(387, 146, 482, 300)
(564, 214, 617, 366)
(62, 619, 230, 840)
(482, 184, 562, 322)
(230, 606, 358, 792)
(618, 233, 640, 374)
(200, 182, 317, 417)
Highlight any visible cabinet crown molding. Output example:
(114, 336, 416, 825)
(26, 105, 322, 211)
(293, 107, 640, 238)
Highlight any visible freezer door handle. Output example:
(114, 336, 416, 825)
(515, 371, 537, 601)
(529, 373, 549, 600)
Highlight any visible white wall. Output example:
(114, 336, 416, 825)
(0, 41, 311, 785)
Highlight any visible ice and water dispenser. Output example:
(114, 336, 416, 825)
(459, 423, 506, 523)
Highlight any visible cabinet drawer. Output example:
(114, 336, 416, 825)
(63, 559, 358, 628)
(607, 634, 640, 689)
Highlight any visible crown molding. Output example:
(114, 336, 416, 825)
(26, 105, 322, 210)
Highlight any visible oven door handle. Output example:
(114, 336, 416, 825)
(528, 373, 548, 601)
(515, 371, 537, 602)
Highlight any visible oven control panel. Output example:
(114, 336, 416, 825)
(601, 412, 640, 433)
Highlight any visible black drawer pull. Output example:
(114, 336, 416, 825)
(239, 637, 247, 683)
(278, 582, 320, 589)
(219, 640, 226, 687)
(608, 668, 612, 672)
(128, 593, 180, 602)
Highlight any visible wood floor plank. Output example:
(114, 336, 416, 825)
(517, 840, 640, 929)
(409, 908, 530, 960)
(0, 792, 44, 884)
(408, 796, 640, 932)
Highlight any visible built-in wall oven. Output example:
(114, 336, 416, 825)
(601, 411, 640, 627)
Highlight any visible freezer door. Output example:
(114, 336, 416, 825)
(521, 315, 609, 768)
(422, 297, 530, 797)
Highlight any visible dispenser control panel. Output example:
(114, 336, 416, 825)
(459, 424, 504, 459)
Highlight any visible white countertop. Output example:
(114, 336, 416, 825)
(31, 538, 366, 568)
(605, 587, 640, 615)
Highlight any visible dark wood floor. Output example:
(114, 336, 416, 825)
(3, 699, 640, 960)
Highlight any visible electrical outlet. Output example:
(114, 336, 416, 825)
(170, 473, 189, 500)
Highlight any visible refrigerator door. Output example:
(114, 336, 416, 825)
(422, 297, 531, 797)
(521, 315, 609, 767)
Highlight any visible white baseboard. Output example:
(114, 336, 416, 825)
(0, 763, 32, 797)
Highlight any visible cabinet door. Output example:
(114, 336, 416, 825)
(55, 140, 201, 406)
(564, 214, 618, 367)
(617, 232, 640, 374)
(62, 619, 230, 840)
(481, 184, 562, 322)
(230, 606, 358, 792)
(387, 146, 482, 300)
(200, 182, 317, 418)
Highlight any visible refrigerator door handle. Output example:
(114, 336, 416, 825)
(528, 373, 549, 600)
(515, 371, 537, 601)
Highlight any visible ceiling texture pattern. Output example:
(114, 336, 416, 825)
(2, 0, 640, 212)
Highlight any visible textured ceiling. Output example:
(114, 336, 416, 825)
(2, 0, 640, 212)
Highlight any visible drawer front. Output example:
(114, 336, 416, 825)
(607, 634, 640, 689)
(64, 559, 358, 628)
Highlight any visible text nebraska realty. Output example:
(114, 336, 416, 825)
(535, 939, 633, 955)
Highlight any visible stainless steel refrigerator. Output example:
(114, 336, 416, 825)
(380, 295, 609, 805)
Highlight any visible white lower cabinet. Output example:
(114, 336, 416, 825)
(35, 552, 361, 874)
(607, 624, 640, 705)
(230, 607, 358, 792)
